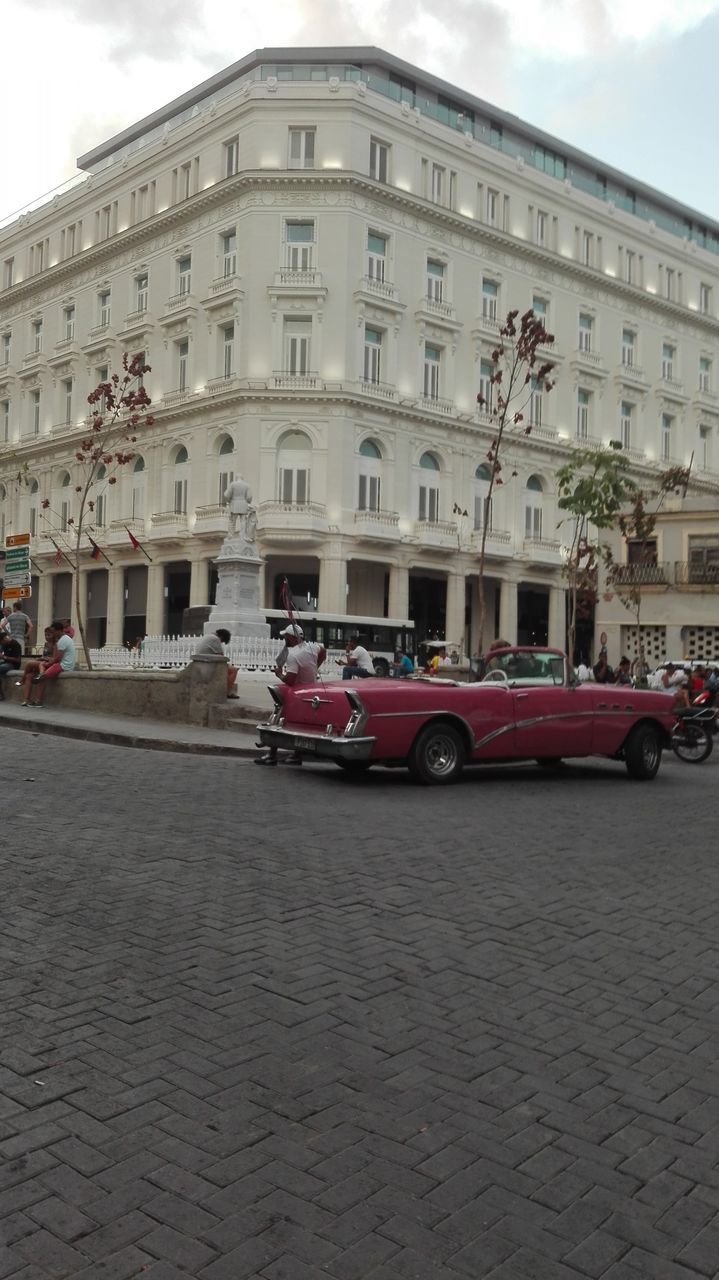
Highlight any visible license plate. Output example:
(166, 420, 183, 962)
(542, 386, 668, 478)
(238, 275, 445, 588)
(294, 736, 318, 752)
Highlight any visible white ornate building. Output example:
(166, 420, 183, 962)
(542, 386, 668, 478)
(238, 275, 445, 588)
(1, 46, 718, 652)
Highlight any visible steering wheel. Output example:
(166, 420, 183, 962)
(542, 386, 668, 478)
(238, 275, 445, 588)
(481, 668, 510, 684)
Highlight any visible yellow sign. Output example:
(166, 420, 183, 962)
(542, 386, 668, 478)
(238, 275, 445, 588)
(5, 533, 30, 548)
(2, 585, 31, 600)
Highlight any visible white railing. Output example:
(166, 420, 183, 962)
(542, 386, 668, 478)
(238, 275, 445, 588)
(89, 636, 347, 674)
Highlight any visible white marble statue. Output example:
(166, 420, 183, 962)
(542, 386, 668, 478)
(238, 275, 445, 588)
(224, 475, 257, 543)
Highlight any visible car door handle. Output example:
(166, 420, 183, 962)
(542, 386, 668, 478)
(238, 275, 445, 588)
(516, 692, 529, 700)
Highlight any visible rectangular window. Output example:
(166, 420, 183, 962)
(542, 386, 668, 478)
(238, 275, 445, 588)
(532, 295, 548, 325)
(64, 223, 78, 258)
(177, 256, 192, 295)
(431, 164, 445, 205)
(218, 468, 234, 506)
(131, 479, 144, 519)
(222, 323, 234, 378)
(98, 289, 111, 327)
(367, 232, 387, 282)
(661, 413, 673, 460)
(1, 333, 10, 365)
(620, 401, 633, 449)
(280, 467, 309, 504)
(99, 204, 115, 240)
(664, 267, 675, 301)
(31, 240, 46, 273)
(363, 326, 382, 384)
(62, 378, 72, 424)
(135, 274, 148, 312)
(358, 474, 381, 512)
(426, 259, 444, 302)
(700, 282, 712, 315)
(3, 258, 13, 289)
(525, 502, 543, 539)
(482, 279, 498, 321)
(699, 425, 711, 470)
(661, 343, 675, 380)
(1, 399, 9, 442)
(63, 305, 75, 341)
(60, 499, 69, 532)
(222, 231, 237, 277)
(288, 128, 315, 168)
(177, 339, 189, 391)
(224, 136, 239, 178)
(624, 249, 635, 285)
(369, 138, 389, 183)
(529, 377, 543, 428)
(174, 478, 188, 514)
(621, 328, 635, 366)
(285, 220, 315, 271)
(699, 356, 712, 392)
(576, 388, 590, 438)
(419, 484, 439, 523)
(536, 210, 548, 247)
(581, 231, 593, 267)
(423, 343, 441, 399)
(32, 318, 43, 352)
(478, 358, 494, 413)
(578, 313, 593, 352)
(132, 182, 155, 223)
(486, 188, 498, 227)
(284, 318, 312, 374)
(31, 389, 41, 436)
(179, 161, 192, 201)
(95, 492, 106, 529)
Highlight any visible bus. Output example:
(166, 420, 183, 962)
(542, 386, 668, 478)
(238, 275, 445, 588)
(264, 610, 416, 676)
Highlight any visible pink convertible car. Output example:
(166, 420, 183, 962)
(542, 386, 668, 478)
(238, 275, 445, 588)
(257, 646, 677, 785)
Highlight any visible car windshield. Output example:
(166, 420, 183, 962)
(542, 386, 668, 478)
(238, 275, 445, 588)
(486, 650, 566, 686)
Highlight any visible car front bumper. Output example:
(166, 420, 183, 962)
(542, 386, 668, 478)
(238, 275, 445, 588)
(257, 724, 375, 761)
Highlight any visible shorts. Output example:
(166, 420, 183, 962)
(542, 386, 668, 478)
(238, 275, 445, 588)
(41, 663, 63, 680)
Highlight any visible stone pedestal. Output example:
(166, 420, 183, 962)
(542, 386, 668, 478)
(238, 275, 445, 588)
(205, 534, 270, 638)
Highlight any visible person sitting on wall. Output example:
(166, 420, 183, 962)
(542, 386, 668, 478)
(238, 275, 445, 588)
(0, 633, 22, 699)
(194, 628, 238, 698)
(20, 620, 76, 707)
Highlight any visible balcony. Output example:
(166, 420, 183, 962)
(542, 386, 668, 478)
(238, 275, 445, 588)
(570, 348, 608, 381)
(353, 508, 400, 543)
(268, 271, 326, 304)
(150, 511, 189, 538)
(522, 536, 562, 564)
(107, 518, 145, 544)
(420, 394, 454, 416)
(82, 325, 115, 357)
(674, 561, 719, 588)
(474, 311, 501, 336)
(414, 296, 461, 334)
(413, 518, 458, 549)
(609, 562, 670, 587)
(163, 386, 194, 408)
(159, 293, 197, 327)
(257, 500, 328, 546)
(357, 378, 398, 402)
(119, 310, 153, 341)
(617, 360, 646, 383)
(193, 504, 228, 536)
(271, 372, 322, 391)
(354, 277, 404, 318)
(203, 274, 243, 309)
(659, 376, 687, 403)
(358, 275, 397, 302)
(469, 527, 513, 556)
(21, 349, 45, 375)
(206, 374, 238, 395)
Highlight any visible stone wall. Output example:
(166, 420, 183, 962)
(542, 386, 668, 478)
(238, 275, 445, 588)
(3, 656, 228, 726)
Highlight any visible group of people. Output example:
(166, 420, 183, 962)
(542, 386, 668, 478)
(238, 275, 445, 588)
(0, 611, 76, 705)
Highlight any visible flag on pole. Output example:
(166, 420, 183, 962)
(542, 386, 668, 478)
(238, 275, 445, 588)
(89, 538, 101, 560)
(125, 526, 153, 563)
(279, 576, 301, 638)
(54, 546, 63, 566)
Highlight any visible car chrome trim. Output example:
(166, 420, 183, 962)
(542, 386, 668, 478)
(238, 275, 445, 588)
(257, 723, 374, 761)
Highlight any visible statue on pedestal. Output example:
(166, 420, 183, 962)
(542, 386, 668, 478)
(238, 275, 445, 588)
(224, 475, 257, 545)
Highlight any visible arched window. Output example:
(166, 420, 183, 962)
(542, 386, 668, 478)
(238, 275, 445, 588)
(357, 438, 383, 512)
(29, 479, 39, 537)
(473, 463, 493, 531)
(418, 451, 440, 522)
(131, 456, 145, 520)
(217, 435, 235, 505)
(278, 430, 312, 505)
(94, 464, 107, 528)
(173, 446, 188, 514)
(525, 474, 544, 539)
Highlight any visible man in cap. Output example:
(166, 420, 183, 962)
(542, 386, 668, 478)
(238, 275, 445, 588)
(255, 624, 326, 766)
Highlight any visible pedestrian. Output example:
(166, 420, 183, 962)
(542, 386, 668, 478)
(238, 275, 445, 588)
(194, 628, 238, 698)
(614, 656, 633, 686)
(19, 619, 76, 707)
(255, 624, 326, 766)
(592, 651, 614, 684)
(341, 635, 375, 680)
(0, 606, 12, 637)
(0, 633, 22, 698)
(7, 602, 33, 653)
(392, 649, 414, 678)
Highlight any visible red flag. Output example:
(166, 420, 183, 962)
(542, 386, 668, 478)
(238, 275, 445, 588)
(89, 538, 101, 560)
(126, 527, 141, 550)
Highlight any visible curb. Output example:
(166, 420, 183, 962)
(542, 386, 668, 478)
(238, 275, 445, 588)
(0, 709, 261, 758)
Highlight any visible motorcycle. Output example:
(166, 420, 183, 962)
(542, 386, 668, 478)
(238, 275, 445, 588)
(671, 702, 716, 763)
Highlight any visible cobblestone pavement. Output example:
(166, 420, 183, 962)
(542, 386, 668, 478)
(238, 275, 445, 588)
(2, 730, 718, 1280)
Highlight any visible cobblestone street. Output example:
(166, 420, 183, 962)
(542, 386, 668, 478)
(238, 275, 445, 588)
(1, 729, 718, 1279)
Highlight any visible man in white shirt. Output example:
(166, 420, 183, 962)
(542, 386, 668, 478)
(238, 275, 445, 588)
(20, 619, 75, 707)
(194, 628, 238, 697)
(255, 624, 326, 766)
(341, 636, 375, 680)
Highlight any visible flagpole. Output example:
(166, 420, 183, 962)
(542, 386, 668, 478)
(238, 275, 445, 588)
(125, 527, 153, 563)
(49, 537, 75, 571)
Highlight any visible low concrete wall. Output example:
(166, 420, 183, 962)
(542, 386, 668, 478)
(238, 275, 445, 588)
(2, 655, 228, 726)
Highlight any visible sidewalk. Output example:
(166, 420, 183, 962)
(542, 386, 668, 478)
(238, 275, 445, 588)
(0, 699, 262, 757)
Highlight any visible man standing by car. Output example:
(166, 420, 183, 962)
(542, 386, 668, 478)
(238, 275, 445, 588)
(341, 635, 375, 680)
(255, 624, 326, 766)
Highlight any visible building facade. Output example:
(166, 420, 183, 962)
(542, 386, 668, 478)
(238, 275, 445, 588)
(1, 46, 718, 651)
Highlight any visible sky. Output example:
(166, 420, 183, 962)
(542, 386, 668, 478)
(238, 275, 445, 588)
(2, 0, 719, 226)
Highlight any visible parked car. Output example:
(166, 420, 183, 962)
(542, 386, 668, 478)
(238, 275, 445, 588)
(257, 646, 677, 785)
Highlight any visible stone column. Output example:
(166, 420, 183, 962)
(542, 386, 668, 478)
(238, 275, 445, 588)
(189, 556, 209, 608)
(145, 562, 165, 636)
(387, 563, 409, 620)
(35, 572, 53, 634)
(498, 577, 518, 646)
(318, 546, 347, 613)
(445, 570, 466, 653)
(105, 565, 125, 646)
(548, 583, 566, 651)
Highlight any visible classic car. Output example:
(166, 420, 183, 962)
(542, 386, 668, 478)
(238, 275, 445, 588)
(257, 646, 677, 785)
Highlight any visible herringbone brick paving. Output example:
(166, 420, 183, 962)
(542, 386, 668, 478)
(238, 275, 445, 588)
(1, 730, 718, 1277)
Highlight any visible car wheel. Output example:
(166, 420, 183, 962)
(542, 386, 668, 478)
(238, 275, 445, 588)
(409, 722, 465, 786)
(536, 757, 563, 768)
(373, 659, 389, 677)
(624, 723, 662, 780)
(336, 760, 373, 773)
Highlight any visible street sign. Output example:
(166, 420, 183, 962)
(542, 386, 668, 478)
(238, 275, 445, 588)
(2, 585, 31, 600)
(5, 550, 29, 568)
(5, 533, 30, 548)
(3, 571, 32, 587)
